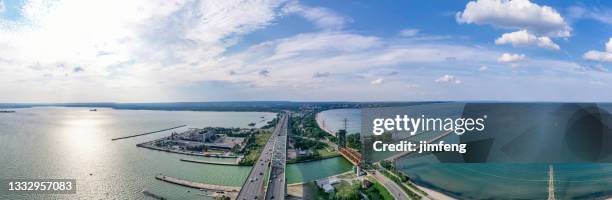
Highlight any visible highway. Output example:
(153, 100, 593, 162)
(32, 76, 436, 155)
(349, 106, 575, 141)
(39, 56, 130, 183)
(264, 114, 288, 200)
(371, 170, 410, 200)
(237, 113, 288, 200)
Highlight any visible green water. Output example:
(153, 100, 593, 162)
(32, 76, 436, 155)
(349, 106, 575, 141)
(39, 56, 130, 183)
(287, 158, 352, 184)
(0, 107, 351, 199)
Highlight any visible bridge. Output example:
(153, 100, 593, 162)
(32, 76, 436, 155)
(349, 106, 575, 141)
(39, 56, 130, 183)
(264, 114, 289, 200)
(236, 113, 289, 200)
(339, 147, 361, 166)
(338, 147, 363, 174)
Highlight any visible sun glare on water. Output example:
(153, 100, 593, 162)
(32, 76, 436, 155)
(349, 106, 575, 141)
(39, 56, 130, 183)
(59, 111, 108, 157)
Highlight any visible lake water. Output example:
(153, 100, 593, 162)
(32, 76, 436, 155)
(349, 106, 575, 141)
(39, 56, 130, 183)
(319, 106, 612, 199)
(398, 162, 612, 199)
(0, 107, 351, 199)
(316, 109, 361, 134)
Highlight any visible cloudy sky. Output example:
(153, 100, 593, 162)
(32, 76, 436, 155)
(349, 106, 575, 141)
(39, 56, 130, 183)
(1, 0, 612, 103)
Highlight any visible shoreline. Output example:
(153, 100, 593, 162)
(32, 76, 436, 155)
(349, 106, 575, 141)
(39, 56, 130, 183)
(316, 109, 456, 200)
(136, 142, 237, 158)
(0, 105, 284, 113)
(180, 158, 240, 166)
(155, 174, 241, 192)
(286, 154, 341, 164)
(154, 174, 239, 199)
(415, 184, 457, 200)
(315, 111, 336, 136)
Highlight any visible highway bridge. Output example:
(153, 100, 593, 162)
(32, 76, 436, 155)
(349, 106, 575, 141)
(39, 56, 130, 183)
(236, 113, 289, 200)
(264, 114, 288, 200)
(338, 146, 364, 176)
(339, 147, 362, 168)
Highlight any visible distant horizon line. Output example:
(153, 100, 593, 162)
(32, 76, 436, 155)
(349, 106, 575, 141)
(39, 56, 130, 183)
(2, 100, 612, 104)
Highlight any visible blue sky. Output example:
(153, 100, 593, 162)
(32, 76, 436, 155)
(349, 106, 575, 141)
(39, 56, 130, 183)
(1, 0, 612, 102)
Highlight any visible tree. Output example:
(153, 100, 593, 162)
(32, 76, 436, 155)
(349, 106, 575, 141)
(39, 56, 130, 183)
(215, 196, 230, 200)
(380, 160, 394, 170)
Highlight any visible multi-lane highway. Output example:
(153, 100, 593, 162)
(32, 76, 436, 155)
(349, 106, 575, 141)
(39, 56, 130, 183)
(237, 113, 288, 200)
(264, 114, 288, 200)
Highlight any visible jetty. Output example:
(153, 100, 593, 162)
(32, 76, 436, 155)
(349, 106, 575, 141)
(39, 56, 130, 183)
(180, 158, 239, 166)
(548, 165, 556, 200)
(111, 125, 186, 141)
(155, 175, 240, 192)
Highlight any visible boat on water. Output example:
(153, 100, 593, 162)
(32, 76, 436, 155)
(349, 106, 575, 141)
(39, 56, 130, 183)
(0, 110, 16, 113)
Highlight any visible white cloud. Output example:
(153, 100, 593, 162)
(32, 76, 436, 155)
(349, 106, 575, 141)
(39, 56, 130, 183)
(584, 51, 612, 63)
(0, 0, 609, 102)
(435, 75, 461, 84)
(588, 64, 609, 72)
(456, 0, 570, 37)
(371, 78, 384, 85)
(495, 30, 559, 50)
(479, 65, 488, 71)
(568, 6, 612, 26)
(0, 0, 292, 102)
(0, 0, 5, 13)
(583, 38, 612, 63)
(498, 53, 525, 63)
(399, 28, 419, 37)
(224, 32, 501, 83)
(606, 39, 612, 52)
(282, 1, 348, 30)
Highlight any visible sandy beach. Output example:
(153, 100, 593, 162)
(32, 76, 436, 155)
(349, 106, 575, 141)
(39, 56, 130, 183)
(315, 112, 336, 136)
(416, 184, 456, 200)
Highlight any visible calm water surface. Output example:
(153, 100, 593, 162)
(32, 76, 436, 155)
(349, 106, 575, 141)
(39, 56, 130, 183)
(319, 107, 612, 199)
(316, 109, 360, 134)
(0, 107, 350, 199)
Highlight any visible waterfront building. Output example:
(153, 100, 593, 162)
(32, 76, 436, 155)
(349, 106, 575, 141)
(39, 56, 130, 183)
(315, 177, 339, 193)
(200, 129, 216, 142)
